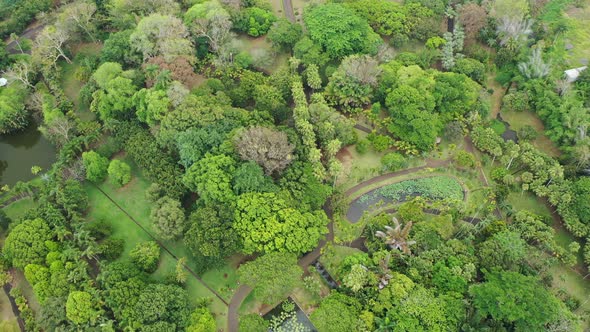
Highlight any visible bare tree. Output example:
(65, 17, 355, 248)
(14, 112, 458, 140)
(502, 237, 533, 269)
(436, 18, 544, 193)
(4, 61, 35, 88)
(233, 126, 295, 176)
(185, 0, 233, 53)
(458, 3, 487, 43)
(341, 55, 381, 86)
(61, 1, 97, 42)
(34, 25, 72, 67)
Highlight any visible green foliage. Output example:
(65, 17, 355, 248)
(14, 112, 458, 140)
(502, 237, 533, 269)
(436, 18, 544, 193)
(66, 291, 99, 325)
(130, 241, 160, 273)
(150, 196, 185, 240)
(186, 307, 216, 332)
(355, 139, 369, 154)
(280, 162, 332, 211)
(469, 270, 567, 331)
(477, 231, 526, 271)
(101, 30, 142, 66)
(359, 176, 464, 203)
(367, 133, 393, 152)
(0, 83, 28, 134)
(453, 58, 486, 83)
(239, 313, 268, 332)
(310, 292, 361, 332)
(183, 154, 236, 205)
(134, 88, 170, 126)
(92, 62, 123, 89)
(454, 151, 475, 168)
(238, 252, 303, 304)
(303, 3, 381, 59)
(233, 192, 329, 254)
(381, 152, 407, 172)
(82, 151, 109, 182)
(184, 206, 240, 261)
(91, 76, 138, 121)
(4, 218, 52, 269)
(502, 91, 529, 112)
(573, 177, 590, 224)
(236, 7, 276, 37)
(232, 161, 276, 195)
(107, 159, 132, 187)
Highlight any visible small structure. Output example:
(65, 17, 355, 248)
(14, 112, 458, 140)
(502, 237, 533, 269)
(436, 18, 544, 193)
(564, 66, 587, 83)
(0, 78, 7, 87)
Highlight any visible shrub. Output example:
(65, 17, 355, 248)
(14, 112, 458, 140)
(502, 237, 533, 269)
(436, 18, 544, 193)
(367, 133, 393, 152)
(502, 91, 529, 112)
(381, 152, 407, 172)
(517, 125, 538, 141)
(454, 151, 476, 168)
(82, 151, 109, 182)
(99, 238, 125, 261)
(130, 241, 160, 273)
(355, 139, 369, 154)
(108, 159, 131, 187)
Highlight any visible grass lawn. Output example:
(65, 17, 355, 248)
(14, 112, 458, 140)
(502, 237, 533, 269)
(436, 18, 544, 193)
(85, 155, 236, 330)
(236, 35, 289, 74)
(0, 287, 19, 332)
(506, 191, 552, 219)
(60, 42, 102, 121)
(563, 2, 590, 66)
(549, 264, 590, 330)
(500, 109, 561, 157)
(3, 198, 36, 221)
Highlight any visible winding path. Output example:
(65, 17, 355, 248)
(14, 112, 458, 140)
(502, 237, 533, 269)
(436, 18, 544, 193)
(282, 0, 295, 22)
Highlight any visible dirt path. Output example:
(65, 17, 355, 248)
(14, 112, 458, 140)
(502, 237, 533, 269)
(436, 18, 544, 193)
(282, 0, 295, 22)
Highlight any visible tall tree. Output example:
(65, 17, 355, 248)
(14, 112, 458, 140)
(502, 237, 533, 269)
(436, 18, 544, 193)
(130, 13, 193, 61)
(150, 196, 185, 240)
(233, 127, 294, 176)
(238, 252, 303, 304)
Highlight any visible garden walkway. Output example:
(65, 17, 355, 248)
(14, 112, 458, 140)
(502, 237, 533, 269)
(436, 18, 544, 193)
(282, 0, 295, 22)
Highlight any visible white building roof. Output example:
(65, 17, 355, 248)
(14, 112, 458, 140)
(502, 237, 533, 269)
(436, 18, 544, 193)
(0, 78, 7, 87)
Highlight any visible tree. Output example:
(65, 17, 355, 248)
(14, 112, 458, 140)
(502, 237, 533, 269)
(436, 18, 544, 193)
(303, 3, 381, 59)
(469, 270, 566, 330)
(91, 62, 122, 89)
(108, 159, 131, 187)
(233, 127, 294, 176)
(184, 207, 240, 260)
(454, 150, 475, 168)
(573, 177, 590, 224)
(375, 217, 416, 254)
(232, 161, 276, 195)
(233, 192, 329, 254)
(151, 196, 185, 240)
(132, 283, 191, 328)
(4, 60, 35, 88)
(33, 25, 72, 67)
(238, 252, 303, 304)
(4, 219, 52, 269)
(305, 64, 322, 90)
(0, 83, 28, 134)
(235, 7, 276, 37)
(478, 231, 526, 271)
(183, 154, 236, 204)
(82, 151, 109, 182)
(239, 313, 268, 332)
(60, 1, 97, 42)
(130, 241, 160, 273)
(253, 84, 286, 114)
(66, 291, 99, 325)
(134, 88, 171, 126)
(457, 3, 487, 43)
(184, 0, 232, 53)
(130, 13, 193, 61)
(267, 18, 302, 51)
(381, 152, 407, 171)
(101, 30, 142, 66)
(186, 307, 216, 332)
(310, 292, 362, 332)
(91, 76, 138, 121)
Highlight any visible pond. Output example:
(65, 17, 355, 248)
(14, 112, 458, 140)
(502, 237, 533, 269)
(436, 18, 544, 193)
(264, 298, 317, 332)
(0, 124, 56, 186)
(346, 176, 465, 223)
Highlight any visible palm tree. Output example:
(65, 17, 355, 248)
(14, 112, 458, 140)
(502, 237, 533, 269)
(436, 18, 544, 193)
(375, 217, 416, 255)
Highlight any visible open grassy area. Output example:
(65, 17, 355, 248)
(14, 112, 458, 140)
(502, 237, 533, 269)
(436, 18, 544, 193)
(549, 264, 590, 329)
(84, 155, 238, 330)
(236, 35, 289, 74)
(500, 109, 561, 157)
(3, 198, 36, 221)
(506, 191, 552, 219)
(60, 42, 102, 121)
(563, 2, 590, 66)
(0, 289, 19, 332)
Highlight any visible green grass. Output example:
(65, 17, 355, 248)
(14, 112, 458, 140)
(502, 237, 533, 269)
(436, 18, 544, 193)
(562, 3, 590, 66)
(490, 119, 506, 136)
(549, 264, 590, 330)
(85, 156, 235, 330)
(505, 191, 552, 219)
(500, 109, 561, 157)
(3, 198, 36, 221)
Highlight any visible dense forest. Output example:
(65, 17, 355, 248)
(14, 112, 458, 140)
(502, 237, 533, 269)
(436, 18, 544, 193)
(1, 0, 590, 331)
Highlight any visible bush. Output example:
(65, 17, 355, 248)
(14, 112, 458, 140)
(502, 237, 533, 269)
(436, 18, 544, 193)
(130, 241, 160, 273)
(96, 137, 121, 158)
(355, 139, 369, 154)
(381, 152, 407, 172)
(82, 151, 109, 183)
(517, 125, 538, 141)
(99, 238, 125, 261)
(502, 91, 529, 112)
(454, 151, 475, 168)
(367, 133, 393, 152)
(108, 159, 132, 187)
